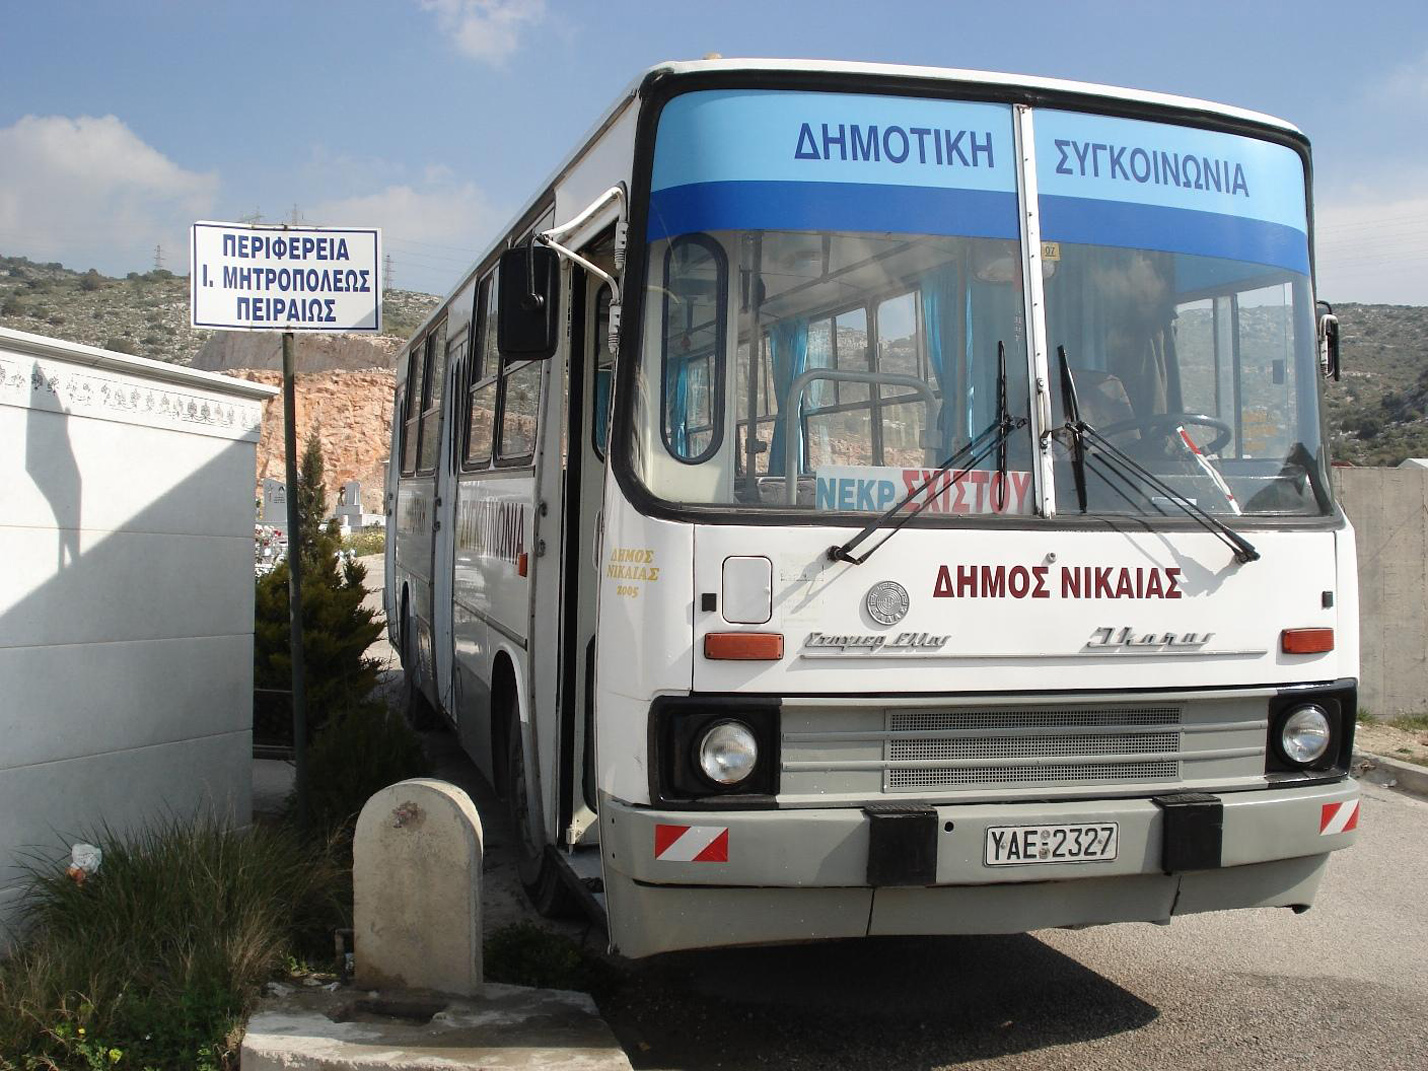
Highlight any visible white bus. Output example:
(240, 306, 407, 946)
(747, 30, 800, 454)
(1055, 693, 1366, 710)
(385, 59, 1358, 960)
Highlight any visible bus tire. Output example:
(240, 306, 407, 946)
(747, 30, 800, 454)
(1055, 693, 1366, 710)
(401, 602, 441, 732)
(505, 696, 580, 919)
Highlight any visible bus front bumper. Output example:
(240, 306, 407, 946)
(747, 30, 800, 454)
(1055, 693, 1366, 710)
(597, 780, 1359, 959)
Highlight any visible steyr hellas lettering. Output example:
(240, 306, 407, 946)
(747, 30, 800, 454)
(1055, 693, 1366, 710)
(805, 631, 950, 652)
(933, 563, 1183, 600)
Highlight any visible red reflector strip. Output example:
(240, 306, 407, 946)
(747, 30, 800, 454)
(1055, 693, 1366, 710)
(704, 632, 784, 660)
(1282, 628, 1334, 654)
(516, 552, 528, 577)
(1320, 799, 1359, 835)
(654, 823, 730, 862)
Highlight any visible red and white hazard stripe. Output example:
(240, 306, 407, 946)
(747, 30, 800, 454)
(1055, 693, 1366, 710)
(654, 823, 729, 862)
(1319, 799, 1360, 836)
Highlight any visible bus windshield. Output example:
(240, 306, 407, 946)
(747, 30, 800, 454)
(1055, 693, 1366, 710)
(628, 90, 1330, 518)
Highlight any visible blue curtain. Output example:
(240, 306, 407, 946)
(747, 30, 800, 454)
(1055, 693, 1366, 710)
(669, 360, 689, 456)
(768, 319, 808, 475)
(919, 265, 959, 455)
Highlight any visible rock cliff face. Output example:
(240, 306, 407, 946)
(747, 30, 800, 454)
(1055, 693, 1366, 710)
(193, 331, 406, 373)
(231, 369, 396, 515)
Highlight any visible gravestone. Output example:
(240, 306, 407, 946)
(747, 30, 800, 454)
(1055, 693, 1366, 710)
(354, 779, 484, 996)
(259, 477, 286, 524)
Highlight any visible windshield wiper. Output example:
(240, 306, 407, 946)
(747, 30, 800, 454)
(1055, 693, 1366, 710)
(830, 342, 1026, 566)
(1055, 347, 1260, 565)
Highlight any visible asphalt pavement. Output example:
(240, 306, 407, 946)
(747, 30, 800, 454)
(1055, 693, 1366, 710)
(597, 781, 1427, 1071)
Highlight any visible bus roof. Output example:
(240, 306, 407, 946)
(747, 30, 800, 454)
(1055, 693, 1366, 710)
(397, 59, 1303, 359)
(642, 58, 1303, 135)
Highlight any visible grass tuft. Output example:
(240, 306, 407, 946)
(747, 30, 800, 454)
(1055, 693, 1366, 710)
(0, 817, 349, 1070)
(1387, 712, 1428, 732)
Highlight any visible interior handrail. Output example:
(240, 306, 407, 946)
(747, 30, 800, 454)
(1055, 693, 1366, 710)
(780, 369, 938, 504)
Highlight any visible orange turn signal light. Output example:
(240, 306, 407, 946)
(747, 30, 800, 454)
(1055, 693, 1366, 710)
(1282, 628, 1334, 654)
(704, 632, 785, 660)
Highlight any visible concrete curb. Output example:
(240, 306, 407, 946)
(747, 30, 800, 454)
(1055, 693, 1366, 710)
(241, 983, 633, 1071)
(1353, 750, 1428, 801)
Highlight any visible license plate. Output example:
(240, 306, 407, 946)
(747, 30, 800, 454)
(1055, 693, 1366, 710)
(984, 823, 1119, 866)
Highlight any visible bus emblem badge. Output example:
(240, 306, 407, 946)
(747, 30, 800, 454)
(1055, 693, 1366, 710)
(866, 581, 910, 626)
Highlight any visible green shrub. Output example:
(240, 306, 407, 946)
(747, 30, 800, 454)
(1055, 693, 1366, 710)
(102, 337, 138, 355)
(254, 431, 382, 738)
(301, 703, 428, 833)
(341, 527, 386, 558)
(78, 270, 102, 293)
(253, 558, 382, 739)
(0, 819, 349, 1070)
(1, 295, 24, 317)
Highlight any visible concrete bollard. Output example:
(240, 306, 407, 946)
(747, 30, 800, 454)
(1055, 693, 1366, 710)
(353, 778, 483, 996)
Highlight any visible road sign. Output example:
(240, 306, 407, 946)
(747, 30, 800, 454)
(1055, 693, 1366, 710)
(190, 222, 382, 332)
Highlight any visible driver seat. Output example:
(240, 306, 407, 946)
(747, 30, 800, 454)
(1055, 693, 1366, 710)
(1076, 370, 1139, 445)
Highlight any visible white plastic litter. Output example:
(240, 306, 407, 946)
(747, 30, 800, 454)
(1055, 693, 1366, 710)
(70, 843, 102, 875)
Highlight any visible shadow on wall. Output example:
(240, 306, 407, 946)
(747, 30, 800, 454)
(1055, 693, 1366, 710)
(25, 361, 81, 570)
(1, 419, 258, 914)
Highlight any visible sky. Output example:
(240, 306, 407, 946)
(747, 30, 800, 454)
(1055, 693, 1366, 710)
(0, 1, 1425, 304)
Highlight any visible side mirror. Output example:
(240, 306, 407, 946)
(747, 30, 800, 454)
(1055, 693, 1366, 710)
(1317, 301, 1340, 381)
(497, 243, 561, 359)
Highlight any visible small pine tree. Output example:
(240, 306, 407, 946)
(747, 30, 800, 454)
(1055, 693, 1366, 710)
(254, 432, 382, 739)
(296, 427, 335, 572)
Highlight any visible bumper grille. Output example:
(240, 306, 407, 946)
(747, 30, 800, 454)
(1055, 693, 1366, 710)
(884, 705, 1183, 791)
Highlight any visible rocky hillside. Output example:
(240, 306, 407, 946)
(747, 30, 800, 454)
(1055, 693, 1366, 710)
(6, 252, 1428, 474)
(0, 253, 439, 509)
(0, 254, 438, 365)
(231, 369, 397, 514)
(1322, 304, 1428, 465)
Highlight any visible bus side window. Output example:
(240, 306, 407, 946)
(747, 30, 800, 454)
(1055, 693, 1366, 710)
(662, 235, 726, 464)
(876, 291, 927, 468)
(465, 273, 498, 468)
(401, 338, 425, 475)
(734, 335, 776, 474)
(497, 361, 542, 462)
(417, 319, 448, 474)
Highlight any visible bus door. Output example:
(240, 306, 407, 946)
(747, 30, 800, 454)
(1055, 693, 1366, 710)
(557, 248, 616, 847)
(431, 325, 465, 719)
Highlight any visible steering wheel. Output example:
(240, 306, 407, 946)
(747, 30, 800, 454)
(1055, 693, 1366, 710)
(1096, 413, 1234, 455)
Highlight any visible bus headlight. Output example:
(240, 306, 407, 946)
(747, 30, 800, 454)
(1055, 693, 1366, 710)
(697, 721, 759, 786)
(1278, 704, 1332, 766)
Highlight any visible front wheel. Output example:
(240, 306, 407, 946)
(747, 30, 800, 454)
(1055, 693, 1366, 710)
(505, 696, 580, 918)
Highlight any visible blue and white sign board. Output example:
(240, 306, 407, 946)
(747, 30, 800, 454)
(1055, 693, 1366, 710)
(1034, 111, 1309, 274)
(190, 222, 382, 332)
(648, 90, 1019, 241)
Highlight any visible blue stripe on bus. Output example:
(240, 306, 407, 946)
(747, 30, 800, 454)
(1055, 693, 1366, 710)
(647, 181, 1020, 242)
(1039, 195, 1309, 275)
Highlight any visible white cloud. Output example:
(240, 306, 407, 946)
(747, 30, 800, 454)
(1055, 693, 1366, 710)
(418, 0, 546, 64)
(1314, 183, 1428, 306)
(0, 115, 217, 274)
(310, 178, 499, 295)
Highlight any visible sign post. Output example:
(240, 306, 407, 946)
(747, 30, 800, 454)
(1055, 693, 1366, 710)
(191, 221, 382, 829)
